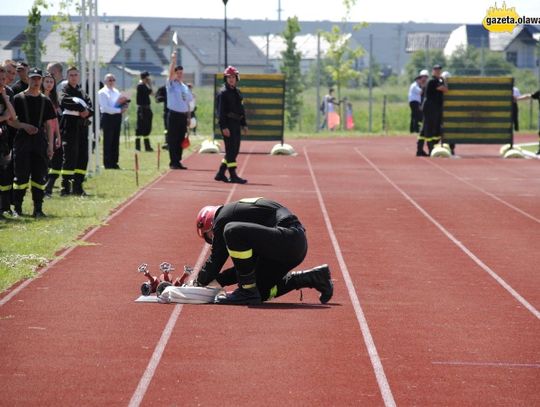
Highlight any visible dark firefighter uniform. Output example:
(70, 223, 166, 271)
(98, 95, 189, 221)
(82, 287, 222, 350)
(12, 92, 56, 215)
(135, 79, 153, 151)
(0, 86, 15, 214)
(196, 198, 309, 304)
(59, 83, 93, 195)
(532, 90, 540, 155)
(45, 97, 63, 196)
(215, 80, 247, 183)
(422, 75, 445, 152)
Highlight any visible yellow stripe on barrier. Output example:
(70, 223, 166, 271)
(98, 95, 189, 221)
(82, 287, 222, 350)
(242, 87, 283, 94)
(444, 100, 510, 107)
(447, 90, 511, 96)
(228, 248, 253, 259)
(245, 98, 283, 105)
(444, 111, 510, 118)
(255, 109, 284, 115)
(248, 130, 283, 136)
(449, 77, 513, 84)
(444, 122, 511, 128)
(236, 74, 285, 80)
(444, 132, 510, 138)
(249, 119, 283, 126)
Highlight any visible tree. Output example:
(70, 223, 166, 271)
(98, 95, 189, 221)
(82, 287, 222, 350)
(22, 0, 50, 67)
(448, 45, 513, 76)
(49, 0, 83, 66)
(280, 16, 303, 131)
(404, 49, 446, 81)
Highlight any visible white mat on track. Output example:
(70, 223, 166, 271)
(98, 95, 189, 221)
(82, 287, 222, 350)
(135, 286, 222, 304)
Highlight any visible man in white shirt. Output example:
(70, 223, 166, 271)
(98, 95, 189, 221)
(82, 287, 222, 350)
(409, 69, 428, 156)
(98, 74, 127, 169)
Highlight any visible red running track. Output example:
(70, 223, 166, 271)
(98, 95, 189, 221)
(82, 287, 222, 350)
(0, 135, 538, 406)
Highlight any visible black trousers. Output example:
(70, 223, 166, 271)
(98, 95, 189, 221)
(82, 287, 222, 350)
(167, 110, 188, 166)
(409, 101, 422, 133)
(102, 113, 122, 168)
(12, 132, 48, 206)
(512, 102, 519, 131)
(221, 221, 307, 300)
(422, 105, 442, 142)
(0, 159, 13, 211)
(136, 105, 153, 137)
(223, 121, 242, 166)
(62, 117, 89, 179)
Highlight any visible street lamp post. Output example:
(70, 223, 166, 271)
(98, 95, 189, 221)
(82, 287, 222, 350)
(223, 0, 228, 68)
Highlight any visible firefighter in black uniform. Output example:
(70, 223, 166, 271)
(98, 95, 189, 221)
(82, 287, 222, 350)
(421, 64, 448, 154)
(214, 66, 248, 184)
(58, 66, 93, 196)
(194, 197, 334, 305)
(517, 89, 540, 155)
(0, 65, 16, 216)
(135, 71, 154, 152)
(10, 68, 55, 217)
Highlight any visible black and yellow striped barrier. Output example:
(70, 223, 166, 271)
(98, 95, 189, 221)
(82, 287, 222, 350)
(213, 74, 285, 142)
(443, 76, 513, 144)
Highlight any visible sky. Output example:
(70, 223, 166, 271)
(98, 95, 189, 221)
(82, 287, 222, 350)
(2, 0, 540, 24)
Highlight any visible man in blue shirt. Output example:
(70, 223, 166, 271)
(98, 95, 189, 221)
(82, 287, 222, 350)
(166, 52, 192, 170)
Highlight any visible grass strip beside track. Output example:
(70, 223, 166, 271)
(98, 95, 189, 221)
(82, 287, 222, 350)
(0, 135, 198, 293)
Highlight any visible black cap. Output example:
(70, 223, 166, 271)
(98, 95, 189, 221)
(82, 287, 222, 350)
(16, 61, 29, 70)
(432, 64, 443, 70)
(140, 71, 150, 79)
(28, 68, 43, 78)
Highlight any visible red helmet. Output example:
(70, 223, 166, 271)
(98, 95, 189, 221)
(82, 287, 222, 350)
(196, 205, 221, 243)
(223, 65, 239, 80)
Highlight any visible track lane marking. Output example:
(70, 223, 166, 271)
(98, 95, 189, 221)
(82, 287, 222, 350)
(354, 147, 540, 320)
(425, 159, 540, 224)
(304, 147, 397, 407)
(128, 148, 253, 407)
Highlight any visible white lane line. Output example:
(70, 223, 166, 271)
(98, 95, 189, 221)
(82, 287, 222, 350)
(355, 147, 540, 320)
(432, 361, 540, 368)
(0, 171, 170, 308)
(128, 148, 253, 407)
(303, 148, 397, 407)
(425, 159, 540, 224)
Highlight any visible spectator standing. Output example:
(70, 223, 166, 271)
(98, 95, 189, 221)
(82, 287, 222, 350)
(214, 66, 248, 184)
(409, 69, 428, 156)
(42, 74, 62, 197)
(512, 86, 520, 132)
(421, 64, 448, 154)
(154, 84, 168, 149)
(165, 52, 191, 170)
(10, 68, 55, 217)
(11, 62, 29, 95)
(59, 66, 93, 195)
(46, 62, 66, 94)
(135, 71, 154, 152)
(98, 73, 126, 169)
(517, 89, 540, 154)
(187, 83, 197, 135)
(320, 88, 340, 130)
(0, 66, 16, 217)
(0, 62, 16, 216)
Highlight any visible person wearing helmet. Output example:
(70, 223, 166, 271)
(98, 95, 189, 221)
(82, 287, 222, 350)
(214, 66, 248, 184)
(194, 197, 333, 305)
(409, 69, 428, 156)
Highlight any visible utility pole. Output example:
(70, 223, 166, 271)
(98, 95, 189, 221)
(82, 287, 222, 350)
(368, 34, 373, 133)
(395, 24, 402, 75)
(316, 31, 321, 132)
(223, 0, 229, 68)
(277, 0, 283, 21)
(121, 28, 125, 91)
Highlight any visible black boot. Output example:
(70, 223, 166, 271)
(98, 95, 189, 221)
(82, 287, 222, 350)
(144, 138, 154, 152)
(60, 177, 72, 196)
(72, 174, 87, 196)
(416, 140, 428, 157)
(135, 138, 141, 151)
(277, 264, 333, 304)
(32, 200, 46, 218)
(215, 271, 261, 305)
(228, 167, 247, 184)
(214, 163, 229, 183)
(45, 174, 58, 197)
